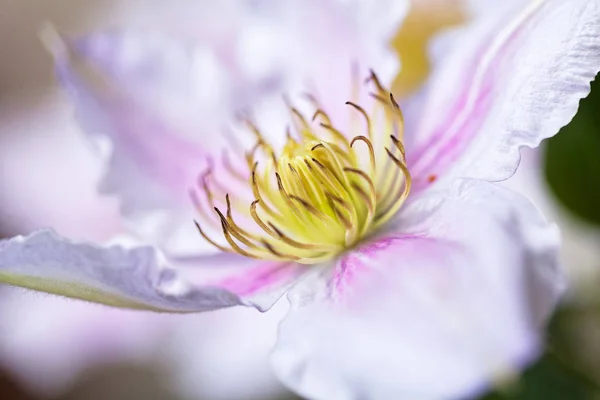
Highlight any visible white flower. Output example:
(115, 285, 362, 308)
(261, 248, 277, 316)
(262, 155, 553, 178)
(1, 1, 599, 399)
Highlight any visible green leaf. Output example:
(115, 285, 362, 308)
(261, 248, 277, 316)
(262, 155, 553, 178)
(480, 352, 594, 400)
(544, 75, 600, 226)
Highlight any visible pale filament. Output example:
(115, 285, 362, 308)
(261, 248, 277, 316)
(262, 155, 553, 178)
(190, 71, 411, 264)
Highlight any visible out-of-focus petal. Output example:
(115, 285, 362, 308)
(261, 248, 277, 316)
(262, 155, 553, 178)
(277, 0, 408, 83)
(48, 25, 286, 256)
(0, 287, 169, 397)
(0, 230, 307, 312)
(0, 0, 246, 91)
(272, 180, 563, 400)
(251, 0, 408, 139)
(168, 301, 291, 400)
(406, 0, 600, 192)
(47, 30, 233, 255)
(0, 90, 122, 241)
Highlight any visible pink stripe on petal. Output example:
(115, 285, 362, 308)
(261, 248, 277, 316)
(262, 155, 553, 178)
(407, 2, 543, 190)
(410, 84, 493, 192)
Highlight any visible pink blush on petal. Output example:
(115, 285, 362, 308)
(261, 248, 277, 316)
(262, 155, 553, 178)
(214, 262, 304, 297)
(331, 234, 426, 300)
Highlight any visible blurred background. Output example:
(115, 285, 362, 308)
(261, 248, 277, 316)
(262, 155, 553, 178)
(0, 1, 598, 399)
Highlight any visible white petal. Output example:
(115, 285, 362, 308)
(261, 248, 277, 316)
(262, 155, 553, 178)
(250, 0, 408, 141)
(406, 0, 600, 192)
(0, 89, 122, 241)
(168, 301, 291, 400)
(48, 26, 286, 256)
(271, 180, 563, 400)
(0, 230, 307, 312)
(48, 30, 221, 255)
(0, 287, 290, 400)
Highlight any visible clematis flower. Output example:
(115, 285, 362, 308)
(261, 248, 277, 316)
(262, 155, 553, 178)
(1, 1, 600, 400)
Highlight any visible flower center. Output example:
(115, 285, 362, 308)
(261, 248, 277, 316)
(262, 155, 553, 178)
(191, 71, 411, 264)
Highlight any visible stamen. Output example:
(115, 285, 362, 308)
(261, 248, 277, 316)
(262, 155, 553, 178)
(192, 71, 412, 264)
(251, 164, 279, 218)
(267, 223, 330, 251)
(389, 93, 405, 124)
(345, 102, 373, 140)
(326, 192, 353, 231)
(222, 150, 248, 182)
(223, 195, 265, 245)
(218, 216, 259, 259)
(350, 135, 376, 174)
(319, 123, 351, 148)
(275, 173, 305, 220)
(390, 135, 406, 160)
(344, 168, 376, 208)
(194, 220, 233, 254)
(200, 171, 218, 214)
(291, 107, 311, 134)
(312, 109, 331, 125)
(311, 146, 350, 187)
(366, 69, 386, 94)
(376, 148, 412, 227)
(262, 240, 300, 261)
(289, 195, 329, 220)
(189, 189, 219, 230)
(215, 207, 256, 249)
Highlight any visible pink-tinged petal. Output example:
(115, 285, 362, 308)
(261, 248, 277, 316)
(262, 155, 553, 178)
(274, 0, 407, 86)
(250, 0, 408, 140)
(48, 29, 281, 256)
(406, 0, 600, 192)
(0, 89, 122, 241)
(0, 230, 307, 312)
(49, 31, 218, 256)
(272, 180, 563, 400)
(53, 31, 213, 200)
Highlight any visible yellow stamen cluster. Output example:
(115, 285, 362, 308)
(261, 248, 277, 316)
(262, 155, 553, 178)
(192, 72, 411, 264)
